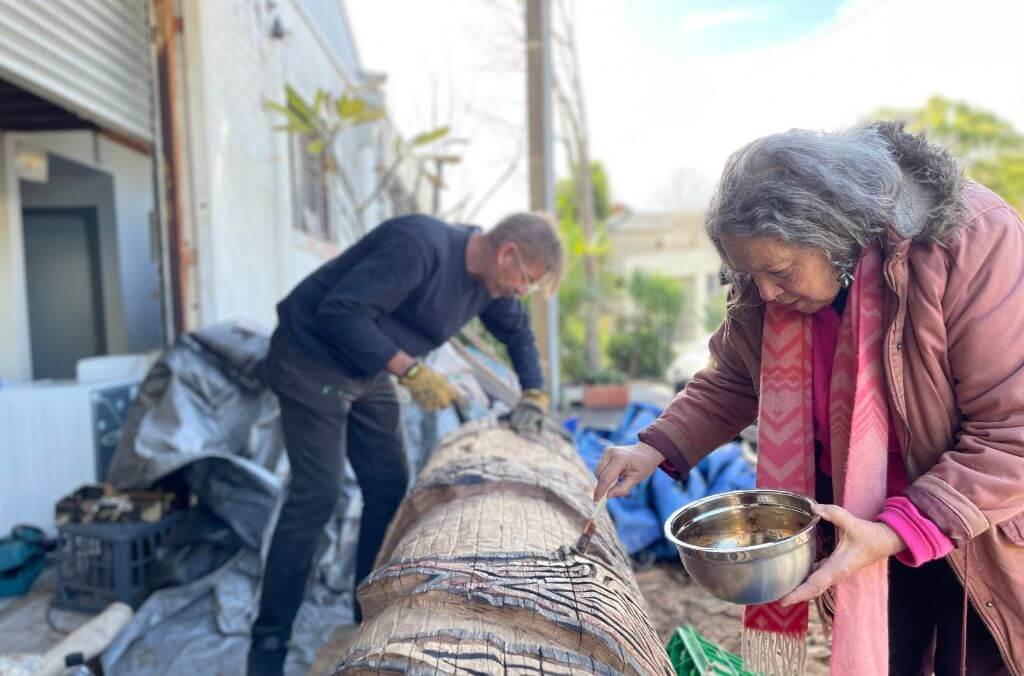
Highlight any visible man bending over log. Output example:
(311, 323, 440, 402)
(247, 212, 564, 676)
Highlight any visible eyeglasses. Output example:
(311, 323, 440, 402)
(511, 246, 541, 297)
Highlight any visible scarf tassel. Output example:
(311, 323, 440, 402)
(742, 627, 808, 676)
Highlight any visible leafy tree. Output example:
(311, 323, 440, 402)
(266, 85, 449, 235)
(874, 96, 1024, 210)
(556, 162, 619, 382)
(557, 161, 612, 224)
(607, 271, 685, 379)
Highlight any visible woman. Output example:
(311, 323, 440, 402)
(595, 123, 1024, 675)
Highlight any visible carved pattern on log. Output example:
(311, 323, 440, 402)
(333, 421, 673, 675)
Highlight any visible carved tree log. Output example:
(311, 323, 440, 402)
(333, 421, 674, 675)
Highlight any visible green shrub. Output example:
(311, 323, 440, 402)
(704, 287, 728, 333)
(607, 271, 686, 378)
(579, 367, 628, 385)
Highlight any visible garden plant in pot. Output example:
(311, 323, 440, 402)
(580, 368, 629, 409)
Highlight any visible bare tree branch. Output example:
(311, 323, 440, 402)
(357, 154, 407, 214)
(441, 193, 474, 222)
(331, 147, 366, 232)
(466, 149, 524, 222)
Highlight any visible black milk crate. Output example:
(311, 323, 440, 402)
(54, 512, 182, 612)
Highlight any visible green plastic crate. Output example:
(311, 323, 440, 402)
(665, 625, 757, 676)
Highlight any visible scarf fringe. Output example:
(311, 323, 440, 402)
(742, 627, 807, 676)
(814, 589, 835, 635)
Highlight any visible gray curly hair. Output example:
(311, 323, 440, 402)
(705, 125, 903, 293)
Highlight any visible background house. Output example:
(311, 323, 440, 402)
(606, 208, 722, 341)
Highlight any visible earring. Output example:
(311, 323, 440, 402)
(837, 270, 854, 289)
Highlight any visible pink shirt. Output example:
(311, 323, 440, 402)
(812, 304, 952, 566)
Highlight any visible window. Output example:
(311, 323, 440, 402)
(295, 0, 359, 69)
(290, 131, 331, 240)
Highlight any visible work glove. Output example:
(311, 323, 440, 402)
(399, 362, 465, 412)
(506, 389, 550, 434)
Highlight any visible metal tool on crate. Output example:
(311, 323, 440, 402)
(573, 485, 613, 555)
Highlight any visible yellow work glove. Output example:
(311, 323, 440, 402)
(507, 389, 550, 434)
(399, 362, 464, 412)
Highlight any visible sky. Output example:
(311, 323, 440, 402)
(347, 0, 1024, 224)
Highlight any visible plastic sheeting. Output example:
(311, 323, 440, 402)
(105, 323, 282, 551)
(100, 324, 508, 675)
(571, 402, 756, 562)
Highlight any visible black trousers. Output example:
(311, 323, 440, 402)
(889, 558, 1009, 675)
(252, 333, 408, 640)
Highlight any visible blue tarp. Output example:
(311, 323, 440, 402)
(570, 402, 755, 561)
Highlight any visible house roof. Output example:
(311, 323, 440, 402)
(607, 208, 707, 246)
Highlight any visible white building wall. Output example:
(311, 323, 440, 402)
(181, 0, 395, 331)
(0, 136, 31, 382)
(101, 138, 163, 352)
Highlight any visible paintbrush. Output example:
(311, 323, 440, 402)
(573, 485, 613, 554)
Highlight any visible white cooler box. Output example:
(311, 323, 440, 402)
(0, 378, 139, 535)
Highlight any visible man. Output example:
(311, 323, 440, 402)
(248, 212, 563, 675)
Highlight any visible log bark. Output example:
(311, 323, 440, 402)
(333, 421, 673, 675)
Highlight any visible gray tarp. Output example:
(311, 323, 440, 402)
(100, 322, 503, 675)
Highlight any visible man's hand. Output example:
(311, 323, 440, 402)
(778, 503, 905, 606)
(399, 362, 464, 412)
(507, 389, 549, 434)
(592, 442, 665, 500)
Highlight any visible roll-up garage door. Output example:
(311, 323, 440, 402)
(0, 1, 153, 143)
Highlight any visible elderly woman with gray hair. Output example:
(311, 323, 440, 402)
(594, 123, 1024, 675)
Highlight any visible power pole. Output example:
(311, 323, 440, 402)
(526, 0, 560, 410)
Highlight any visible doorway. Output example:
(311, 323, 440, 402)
(22, 207, 106, 379)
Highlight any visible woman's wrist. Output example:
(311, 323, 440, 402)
(875, 520, 907, 557)
(637, 427, 674, 461)
(637, 440, 663, 459)
(875, 496, 953, 567)
(638, 426, 693, 479)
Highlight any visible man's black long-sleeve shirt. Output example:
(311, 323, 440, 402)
(275, 214, 543, 390)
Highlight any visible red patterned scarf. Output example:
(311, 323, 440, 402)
(742, 246, 890, 675)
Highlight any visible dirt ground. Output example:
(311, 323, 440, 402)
(635, 562, 831, 674)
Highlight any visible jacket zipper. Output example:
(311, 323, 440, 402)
(882, 258, 914, 472)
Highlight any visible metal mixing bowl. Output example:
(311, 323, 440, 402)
(663, 489, 819, 605)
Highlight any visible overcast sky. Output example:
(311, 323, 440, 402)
(347, 0, 1024, 224)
